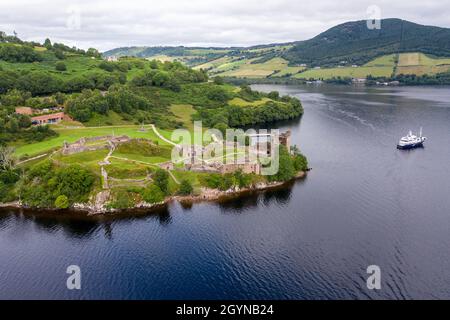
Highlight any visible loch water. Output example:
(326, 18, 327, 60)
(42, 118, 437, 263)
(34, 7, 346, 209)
(1, 84, 450, 299)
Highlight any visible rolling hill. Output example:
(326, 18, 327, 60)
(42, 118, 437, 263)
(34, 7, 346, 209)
(283, 18, 450, 67)
(104, 19, 450, 81)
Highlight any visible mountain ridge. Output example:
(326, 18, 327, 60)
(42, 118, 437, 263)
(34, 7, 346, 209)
(283, 18, 450, 67)
(103, 18, 450, 67)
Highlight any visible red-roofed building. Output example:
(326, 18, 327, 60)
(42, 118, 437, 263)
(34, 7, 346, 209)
(15, 107, 33, 115)
(31, 112, 71, 125)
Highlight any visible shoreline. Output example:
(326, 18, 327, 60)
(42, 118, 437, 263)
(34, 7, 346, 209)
(0, 171, 307, 216)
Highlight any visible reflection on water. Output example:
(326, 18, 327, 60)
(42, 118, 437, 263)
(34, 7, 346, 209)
(0, 181, 297, 239)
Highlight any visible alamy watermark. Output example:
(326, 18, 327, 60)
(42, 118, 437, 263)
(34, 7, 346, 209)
(366, 5, 382, 30)
(66, 5, 82, 30)
(366, 265, 381, 290)
(66, 265, 81, 290)
(170, 121, 284, 176)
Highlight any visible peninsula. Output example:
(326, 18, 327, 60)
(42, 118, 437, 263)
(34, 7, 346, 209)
(0, 34, 307, 214)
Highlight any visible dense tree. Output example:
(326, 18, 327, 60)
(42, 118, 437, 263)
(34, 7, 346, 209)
(54, 165, 95, 203)
(86, 48, 101, 58)
(66, 89, 108, 121)
(55, 61, 67, 71)
(0, 70, 19, 94)
(267, 145, 295, 182)
(107, 87, 150, 114)
(0, 89, 30, 106)
(233, 170, 252, 188)
(17, 71, 61, 95)
(21, 162, 95, 207)
(54, 49, 65, 60)
(206, 86, 231, 103)
(65, 75, 94, 92)
(213, 76, 224, 85)
(268, 91, 280, 100)
(99, 61, 115, 72)
(292, 147, 308, 172)
(178, 179, 193, 195)
(0, 43, 42, 63)
(0, 146, 15, 171)
(43, 38, 52, 50)
(110, 190, 135, 209)
(142, 184, 165, 203)
(153, 169, 169, 195)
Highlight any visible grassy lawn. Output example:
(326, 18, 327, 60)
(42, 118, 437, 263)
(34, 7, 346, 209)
(84, 111, 133, 127)
(171, 170, 208, 192)
(52, 119, 84, 128)
(169, 104, 196, 130)
(53, 149, 108, 172)
(107, 158, 152, 179)
(112, 152, 169, 164)
(14, 125, 174, 158)
(0, 54, 101, 75)
(229, 97, 272, 107)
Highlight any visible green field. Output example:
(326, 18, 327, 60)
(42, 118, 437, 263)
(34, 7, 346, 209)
(107, 158, 152, 179)
(84, 111, 134, 127)
(169, 104, 196, 130)
(229, 97, 273, 107)
(395, 52, 450, 75)
(113, 152, 169, 165)
(145, 55, 180, 62)
(271, 66, 305, 77)
(52, 149, 108, 172)
(294, 66, 394, 79)
(171, 170, 208, 191)
(0, 53, 102, 76)
(197, 56, 306, 78)
(364, 54, 397, 67)
(218, 57, 290, 78)
(198, 51, 450, 80)
(194, 56, 233, 70)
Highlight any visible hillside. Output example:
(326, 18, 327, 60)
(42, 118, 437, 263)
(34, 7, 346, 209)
(0, 34, 307, 211)
(283, 19, 450, 67)
(104, 46, 234, 66)
(0, 33, 303, 149)
(104, 19, 450, 82)
(104, 43, 295, 67)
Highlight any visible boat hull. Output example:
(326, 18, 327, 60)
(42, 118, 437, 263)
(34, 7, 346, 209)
(397, 142, 424, 150)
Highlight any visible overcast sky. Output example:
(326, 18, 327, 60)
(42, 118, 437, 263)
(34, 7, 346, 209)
(1, 0, 450, 52)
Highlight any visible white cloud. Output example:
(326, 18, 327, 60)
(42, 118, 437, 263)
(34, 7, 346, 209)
(0, 0, 449, 52)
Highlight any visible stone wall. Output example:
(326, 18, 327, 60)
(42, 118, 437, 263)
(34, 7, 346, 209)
(185, 161, 260, 175)
(62, 135, 131, 155)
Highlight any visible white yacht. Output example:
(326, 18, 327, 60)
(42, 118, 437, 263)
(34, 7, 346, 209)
(397, 128, 426, 149)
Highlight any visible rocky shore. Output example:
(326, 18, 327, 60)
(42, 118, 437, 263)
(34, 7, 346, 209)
(0, 171, 307, 215)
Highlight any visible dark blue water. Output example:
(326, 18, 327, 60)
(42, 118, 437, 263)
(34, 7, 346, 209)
(2, 84, 450, 299)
